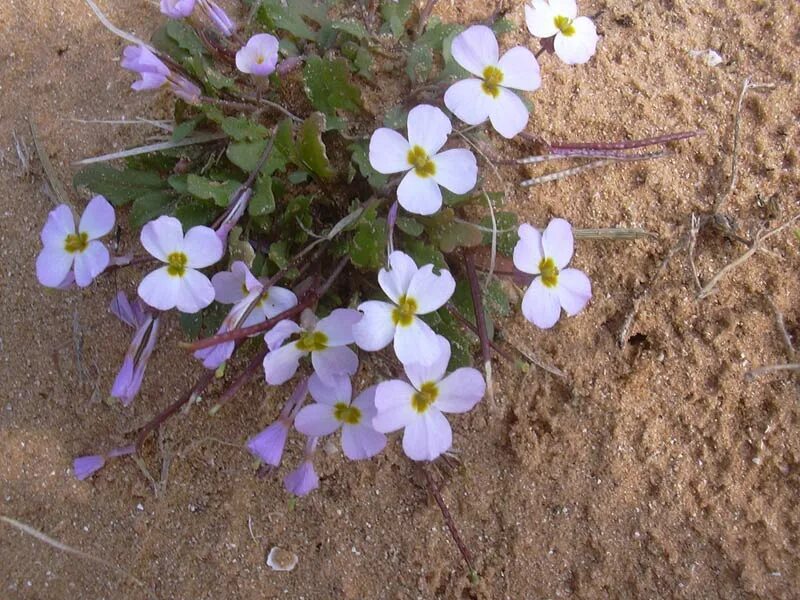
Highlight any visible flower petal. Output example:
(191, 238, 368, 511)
(73, 240, 110, 287)
(212, 270, 246, 304)
(294, 403, 341, 436)
(73, 455, 106, 480)
(406, 264, 456, 314)
(550, 0, 578, 19)
(393, 316, 441, 366)
(261, 286, 298, 318)
(36, 246, 74, 288)
(404, 335, 451, 389)
(311, 346, 358, 384)
(265, 319, 302, 351)
(542, 218, 574, 268)
(431, 148, 477, 195)
(315, 308, 361, 346)
(183, 225, 223, 268)
(138, 266, 181, 310)
(443, 79, 494, 126)
(554, 16, 598, 65)
(79, 195, 115, 240)
(369, 128, 412, 174)
(397, 170, 443, 216)
(41, 204, 75, 246)
(524, 1, 559, 38)
(402, 409, 452, 461)
(406, 104, 451, 155)
(141, 215, 184, 262)
(372, 380, 417, 433)
(450, 25, 499, 77)
(308, 372, 352, 406)
(353, 301, 396, 352)
(247, 421, 289, 466)
(512, 223, 544, 274)
(110, 292, 138, 328)
(341, 423, 386, 460)
(435, 367, 485, 413)
(555, 268, 591, 316)
(263, 342, 305, 385)
(497, 46, 542, 91)
(488, 89, 530, 139)
(176, 268, 216, 313)
(521, 277, 562, 329)
(377, 251, 418, 303)
(283, 460, 318, 497)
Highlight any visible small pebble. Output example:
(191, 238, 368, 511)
(267, 547, 298, 572)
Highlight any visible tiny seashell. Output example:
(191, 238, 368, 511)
(266, 547, 298, 572)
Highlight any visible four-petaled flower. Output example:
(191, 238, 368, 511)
(294, 374, 386, 460)
(369, 104, 477, 215)
(513, 218, 592, 329)
(121, 45, 202, 104)
(444, 25, 541, 139)
(525, 0, 599, 65)
(138, 216, 223, 313)
(236, 33, 280, 76)
(36, 196, 115, 288)
(263, 308, 362, 386)
(373, 336, 485, 461)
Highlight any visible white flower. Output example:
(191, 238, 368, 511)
(137, 216, 223, 313)
(369, 104, 477, 215)
(525, 0, 599, 65)
(36, 196, 115, 288)
(444, 25, 541, 139)
(353, 251, 455, 366)
(211, 261, 298, 326)
(372, 336, 485, 461)
(512, 218, 592, 328)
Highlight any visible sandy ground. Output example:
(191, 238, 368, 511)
(1, 0, 799, 598)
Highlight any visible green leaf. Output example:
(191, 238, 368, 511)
(221, 116, 269, 142)
(172, 117, 202, 142)
(480, 211, 518, 256)
(166, 20, 206, 56)
(73, 164, 165, 207)
(349, 142, 388, 188)
(330, 19, 369, 40)
(406, 43, 434, 83)
(168, 174, 190, 194)
(484, 279, 511, 318)
(302, 56, 363, 114)
(268, 240, 290, 269)
(226, 138, 289, 176)
(423, 208, 483, 253)
(249, 174, 275, 216)
(383, 105, 408, 129)
(175, 200, 218, 229)
(228, 225, 255, 267)
(430, 308, 476, 369)
(256, 0, 328, 40)
(130, 191, 175, 228)
(186, 174, 241, 207)
(404, 239, 447, 272)
(296, 113, 335, 181)
(350, 208, 387, 269)
(396, 216, 423, 237)
(492, 18, 516, 35)
(380, 0, 413, 37)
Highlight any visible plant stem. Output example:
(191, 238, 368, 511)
(209, 347, 267, 415)
(548, 130, 704, 151)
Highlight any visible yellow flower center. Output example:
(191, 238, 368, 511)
(295, 330, 329, 352)
(539, 257, 559, 288)
(64, 232, 89, 254)
(554, 15, 576, 36)
(166, 252, 188, 277)
(392, 294, 418, 327)
(256, 55, 265, 65)
(412, 382, 439, 413)
(481, 65, 504, 98)
(333, 402, 362, 425)
(407, 145, 436, 178)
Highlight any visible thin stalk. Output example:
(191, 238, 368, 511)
(549, 130, 704, 151)
(463, 251, 493, 401)
(209, 348, 267, 415)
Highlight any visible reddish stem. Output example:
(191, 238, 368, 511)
(462, 251, 491, 371)
(210, 347, 267, 413)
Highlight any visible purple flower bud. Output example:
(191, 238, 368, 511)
(160, 0, 195, 18)
(73, 455, 105, 480)
(214, 188, 252, 244)
(110, 294, 161, 407)
(283, 437, 319, 497)
(121, 46, 170, 91)
(169, 74, 202, 105)
(247, 420, 290, 467)
(107, 444, 136, 459)
(200, 0, 235, 37)
(276, 56, 303, 75)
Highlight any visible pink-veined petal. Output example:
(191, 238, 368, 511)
(311, 346, 358, 384)
(435, 367, 485, 413)
(79, 195, 115, 240)
(397, 170, 443, 216)
(513, 223, 544, 274)
(431, 148, 477, 195)
(183, 225, 223, 268)
(308, 372, 352, 406)
(406, 264, 456, 314)
(404, 335, 451, 389)
(41, 204, 75, 246)
(406, 104, 451, 155)
(138, 266, 181, 310)
(393, 316, 441, 366)
(497, 46, 542, 91)
(372, 380, 417, 433)
(264, 319, 302, 351)
(73, 240, 109, 287)
(489, 89, 530, 139)
(141, 216, 184, 262)
(369, 128, 411, 174)
(402, 409, 452, 461)
(263, 342, 305, 385)
(36, 246, 74, 288)
(521, 277, 562, 329)
(525, 1, 559, 38)
(542, 218, 574, 268)
(294, 403, 341, 436)
(261, 286, 298, 318)
(450, 25, 499, 77)
(444, 78, 494, 126)
(555, 267, 591, 316)
(377, 251, 418, 303)
(315, 308, 361, 346)
(341, 423, 386, 460)
(353, 300, 396, 352)
(175, 268, 216, 313)
(554, 16, 598, 65)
